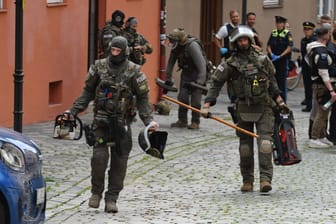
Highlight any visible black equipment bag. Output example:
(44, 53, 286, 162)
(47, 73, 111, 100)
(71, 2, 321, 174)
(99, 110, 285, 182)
(272, 112, 302, 166)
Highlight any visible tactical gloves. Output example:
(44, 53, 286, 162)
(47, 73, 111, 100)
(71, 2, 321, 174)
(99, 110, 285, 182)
(163, 80, 174, 94)
(165, 80, 174, 87)
(148, 120, 160, 131)
(276, 96, 290, 114)
(278, 103, 291, 114)
(200, 106, 210, 118)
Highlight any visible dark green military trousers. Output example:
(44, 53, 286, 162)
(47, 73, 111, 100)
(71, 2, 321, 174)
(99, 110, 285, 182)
(91, 123, 132, 202)
(236, 106, 274, 184)
(177, 79, 203, 124)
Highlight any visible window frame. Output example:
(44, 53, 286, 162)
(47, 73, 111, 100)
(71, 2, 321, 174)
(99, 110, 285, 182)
(0, 0, 4, 10)
(317, 0, 335, 20)
(263, 0, 283, 8)
(47, 0, 64, 4)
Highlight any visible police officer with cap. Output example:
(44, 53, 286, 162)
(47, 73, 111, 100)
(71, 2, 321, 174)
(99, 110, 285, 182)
(99, 10, 125, 58)
(301, 21, 316, 114)
(67, 36, 159, 213)
(267, 16, 294, 102)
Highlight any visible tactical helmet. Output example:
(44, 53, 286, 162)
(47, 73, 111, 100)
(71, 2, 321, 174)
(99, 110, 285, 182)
(111, 10, 125, 28)
(138, 124, 168, 159)
(167, 28, 188, 47)
(155, 100, 171, 115)
(125, 17, 138, 28)
(229, 25, 254, 43)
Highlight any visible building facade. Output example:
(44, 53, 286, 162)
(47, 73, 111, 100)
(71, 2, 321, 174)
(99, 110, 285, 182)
(0, 0, 334, 127)
(0, 0, 162, 127)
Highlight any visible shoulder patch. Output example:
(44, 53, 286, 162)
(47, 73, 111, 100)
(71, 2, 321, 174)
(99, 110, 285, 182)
(89, 65, 95, 76)
(136, 73, 147, 84)
(320, 53, 328, 61)
(217, 64, 225, 72)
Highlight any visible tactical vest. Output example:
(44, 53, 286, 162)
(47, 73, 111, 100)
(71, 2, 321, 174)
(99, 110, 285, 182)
(99, 24, 123, 55)
(228, 52, 271, 105)
(123, 31, 146, 65)
(308, 46, 333, 84)
(223, 24, 235, 58)
(94, 59, 139, 121)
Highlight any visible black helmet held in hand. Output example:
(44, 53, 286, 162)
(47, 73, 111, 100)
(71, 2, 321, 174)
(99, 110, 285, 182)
(138, 124, 168, 159)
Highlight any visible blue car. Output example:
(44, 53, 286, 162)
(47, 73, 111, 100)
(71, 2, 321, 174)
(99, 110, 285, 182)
(0, 127, 46, 224)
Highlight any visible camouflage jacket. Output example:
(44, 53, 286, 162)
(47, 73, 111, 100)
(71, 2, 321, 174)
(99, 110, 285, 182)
(205, 48, 281, 107)
(99, 23, 123, 58)
(70, 58, 153, 125)
(123, 30, 153, 65)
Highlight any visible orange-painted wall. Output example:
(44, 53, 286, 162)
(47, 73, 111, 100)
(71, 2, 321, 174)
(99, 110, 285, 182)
(103, 0, 161, 103)
(0, 1, 161, 127)
(0, 1, 88, 127)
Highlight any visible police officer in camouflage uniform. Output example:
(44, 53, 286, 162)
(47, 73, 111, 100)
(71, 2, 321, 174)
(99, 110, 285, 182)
(123, 17, 153, 65)
(201, 26, 288, 193)
(165, 28, 207, 130)
(68, 36, 159, 213)
(99, 10, 125, 58)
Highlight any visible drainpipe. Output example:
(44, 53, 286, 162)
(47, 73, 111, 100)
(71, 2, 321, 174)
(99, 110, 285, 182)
(88, 0, 98, 69)
(13, 0, 24, 132)
(158, 0, 166, 100)
(241, 0, 247, 25)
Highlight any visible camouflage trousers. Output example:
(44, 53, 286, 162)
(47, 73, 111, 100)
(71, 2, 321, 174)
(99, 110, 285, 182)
(91, 124, 132, 202)
(236, 107, 274, 184)
(177, 79, 203, 124)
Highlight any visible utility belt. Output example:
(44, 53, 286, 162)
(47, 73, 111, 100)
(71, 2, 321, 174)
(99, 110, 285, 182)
(84, 110, 129, 156)
(94, 110, 128, 128)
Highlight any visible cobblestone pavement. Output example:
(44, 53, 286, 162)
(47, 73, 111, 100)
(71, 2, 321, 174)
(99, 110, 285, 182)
(22, 87, 336, 224)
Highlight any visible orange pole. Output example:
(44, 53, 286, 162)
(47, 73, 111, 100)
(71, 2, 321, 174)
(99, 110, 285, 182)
(162, 95, 259, 138)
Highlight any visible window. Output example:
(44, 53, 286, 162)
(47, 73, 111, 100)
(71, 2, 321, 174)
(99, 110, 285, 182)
(263, 0, 283, 8)
(47, 0, 64, 4)
(0, 0, 3, 9)
(317, 0, 335, 20)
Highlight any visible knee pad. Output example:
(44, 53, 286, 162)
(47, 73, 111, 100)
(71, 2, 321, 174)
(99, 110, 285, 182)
(239, 143, 252, 158)
(260, 140, 272, 153)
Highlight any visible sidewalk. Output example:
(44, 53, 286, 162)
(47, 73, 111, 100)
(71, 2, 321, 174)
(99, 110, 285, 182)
(23, 87, 336, 224)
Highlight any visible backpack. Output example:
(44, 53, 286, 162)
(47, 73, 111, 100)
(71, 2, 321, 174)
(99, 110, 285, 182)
(186, 36, 215, 82)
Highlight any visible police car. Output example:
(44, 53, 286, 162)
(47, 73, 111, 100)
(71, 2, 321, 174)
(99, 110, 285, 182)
(0, 127, 46, 224)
